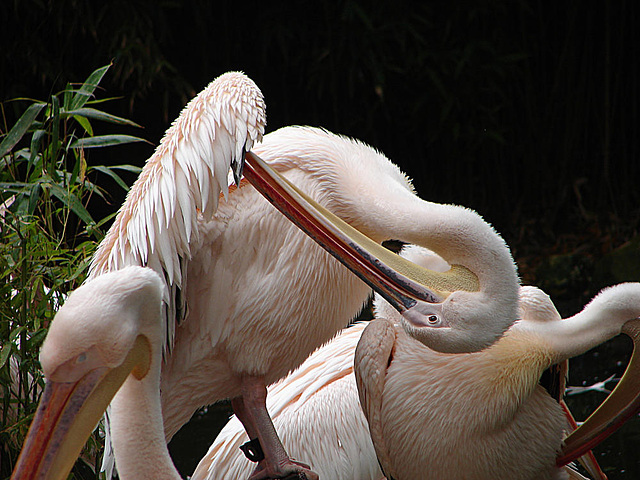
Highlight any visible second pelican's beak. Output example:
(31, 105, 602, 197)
(243, 151, 480, 314)
(557, 318, 640, 467)
(11, 336, 151, 480)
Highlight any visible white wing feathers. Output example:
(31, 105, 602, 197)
(89, 71, 266, 353)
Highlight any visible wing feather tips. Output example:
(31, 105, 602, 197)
(89, 71, 265, 358)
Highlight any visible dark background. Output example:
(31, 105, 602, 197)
(2, 0, 639, 478)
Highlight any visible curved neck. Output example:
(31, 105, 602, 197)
(517, 310, 624, 364)
(514, 283, 640, 363)
(109, 348, 181, 479)
(354, 189, 519, 302)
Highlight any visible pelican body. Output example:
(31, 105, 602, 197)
(356, 254, 640, 480)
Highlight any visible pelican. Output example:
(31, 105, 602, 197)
(195, 246, 634, 480)
(354, 253, 640, 480)
(79, 71, 522, 479)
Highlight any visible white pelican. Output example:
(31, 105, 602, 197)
(355, 257, 640, 480)
(81, 71, 522, 479)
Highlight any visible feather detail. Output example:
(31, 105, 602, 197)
(89, 71, 266, 354)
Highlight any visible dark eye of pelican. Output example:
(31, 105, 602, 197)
(76, 352, 87, 363)
(428, 315, 439, 325)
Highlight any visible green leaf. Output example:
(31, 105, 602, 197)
(28, 129, 45, 166)
(0, 103, 46, 158)
(70, 64, 111, 110)
(27, 182, 41, 216)
(92, 165, 133, 191)
(107, 164, 143, 174)
(25, 329, 47, 351)
(74, 115, 93, 136)
(46, 183, 95, 226)
(62, 82, 73, 110)
(50, 95, 61, 182)
(71, 134, 150, 148)
(9, 326, 25, 343)
(63, 108, 142, 128)
(0, 343, 11, 369)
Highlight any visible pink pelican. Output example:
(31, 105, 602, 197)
(354, 251, 640, 480)
(194, 245, 638, 480)
(75, 70, 523, 479)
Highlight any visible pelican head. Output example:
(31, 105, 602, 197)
(12, 267, 163, 480)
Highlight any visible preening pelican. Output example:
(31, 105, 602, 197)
(80, 71, 521, 479)
(355, 250, 640, 480)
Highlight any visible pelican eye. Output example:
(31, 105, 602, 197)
(76, 352, 87, 364)
(427, 315, 440, 325)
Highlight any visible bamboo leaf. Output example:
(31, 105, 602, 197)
(50, 95, 61, 182)
(70, 64, 111, 110)
(71, 134, 150, 148)
(9, 326, 25, 343)
(92, 165, 133, 191)
(74, 115, 93, 136)
(28, 129, 46, 171)
(25, 330, 47, 350)
(107, 164, 143, 174)
(46, 183, 95, 226)
(0, 103, 45, 158)
(0, 343, 11, 369)
(27, 182, 41, 216)
(62, 82, 73, 110)
(64, 108, 142, 128)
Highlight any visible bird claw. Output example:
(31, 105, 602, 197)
(281, 474, 316, 480)
(248, 458, 318, 480)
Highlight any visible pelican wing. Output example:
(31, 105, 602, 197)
(354, 317, 398, 480)
(89, 72, 266, 353)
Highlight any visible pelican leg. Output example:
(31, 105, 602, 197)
(234, 375, 319, 480)
(231, 397, 265, 461)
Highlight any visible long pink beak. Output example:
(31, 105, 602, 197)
(557, 318, 640, 467)
(11, 337, 149, 480)
(11, 368, 109, 480)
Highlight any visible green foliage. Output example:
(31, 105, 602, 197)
(0, 65, 145, 479)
